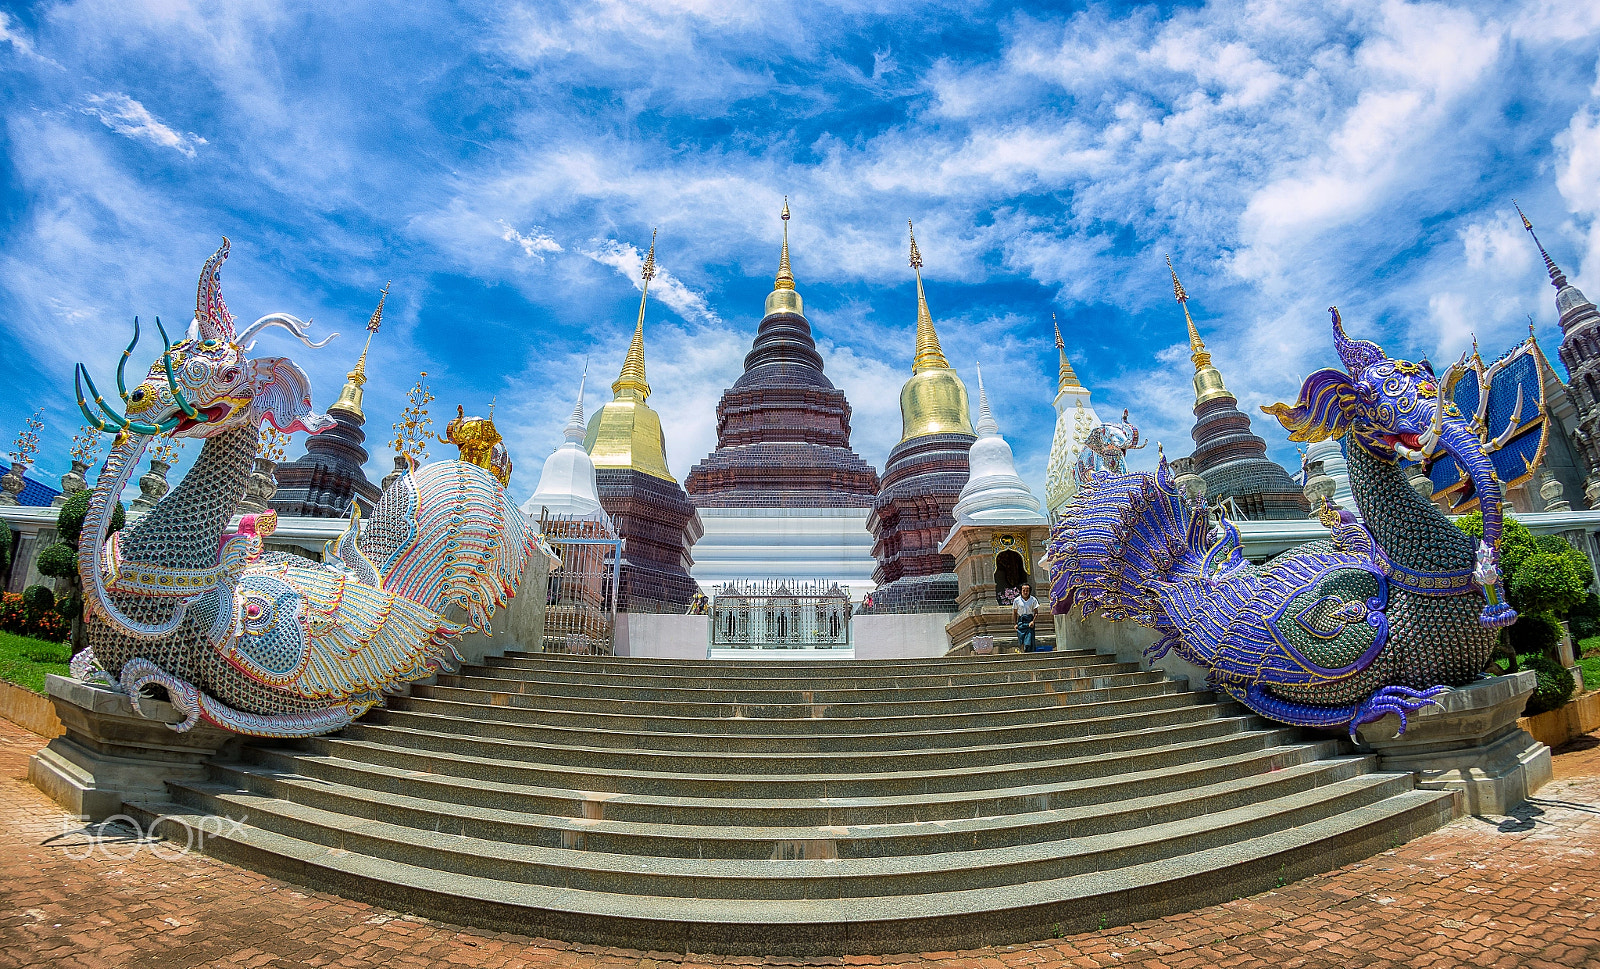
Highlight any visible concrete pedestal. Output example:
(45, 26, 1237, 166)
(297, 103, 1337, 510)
(28, 674, 238, 821)
(1355, 671, 1551, 817)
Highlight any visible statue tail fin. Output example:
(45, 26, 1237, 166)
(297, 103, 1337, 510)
(1045, 463, 1218, 634)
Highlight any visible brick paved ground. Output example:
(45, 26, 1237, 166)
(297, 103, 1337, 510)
(0, 717, 1596, 969)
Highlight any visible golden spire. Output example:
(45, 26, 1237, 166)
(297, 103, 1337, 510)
(1052, 312, 1083, 391)
(330, 281, 389, 421)
(775, 197, 794, 290)
(764, 199, 804, 317)
(909, 221, 950, 373)
(613, 231, 655, 402)
(1167, 255, 1230, 405)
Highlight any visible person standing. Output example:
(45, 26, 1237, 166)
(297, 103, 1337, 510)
(1013, 583, 1041, 652)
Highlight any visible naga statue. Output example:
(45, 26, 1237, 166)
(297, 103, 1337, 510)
(70, 239, 540, 738)
(1076, 408, 1146, 480)
(1046, 310, 1517, 736)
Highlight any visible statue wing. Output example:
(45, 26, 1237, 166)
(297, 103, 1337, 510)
(1213, 553, 1390, 687)
(228, 559, 461, 702)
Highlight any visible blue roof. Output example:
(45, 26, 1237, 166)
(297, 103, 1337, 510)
(1, 462, 62, 507)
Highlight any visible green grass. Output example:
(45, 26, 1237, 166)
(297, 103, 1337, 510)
(0, 631, 71, 695)
(1578, 636, 1600, 694)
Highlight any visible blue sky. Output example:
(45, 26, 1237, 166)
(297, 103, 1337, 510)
(3, 1, 1600, 505)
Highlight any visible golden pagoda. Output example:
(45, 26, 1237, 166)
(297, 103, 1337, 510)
(899, 222, 974, 441)
(584, 231, 676, 482)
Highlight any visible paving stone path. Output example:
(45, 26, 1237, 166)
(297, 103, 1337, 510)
(0, 716, 1596, 969)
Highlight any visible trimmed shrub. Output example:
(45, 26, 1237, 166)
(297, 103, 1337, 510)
(54, 591, 82, 621)
(55, 490, 124, 546)
(0, 518, 12, 572)
(35, 542, 77, 579)
(1524, 655, 1576, 716)
(20, 585, 54, 614)
(1510, 550, 1589, 622)
(1506, 615, 1561, 661)
(1570, 592, 1600, 642)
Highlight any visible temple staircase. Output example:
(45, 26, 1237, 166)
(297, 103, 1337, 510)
(129, 650, 1457, 956)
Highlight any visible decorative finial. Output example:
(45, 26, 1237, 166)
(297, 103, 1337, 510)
(1513, 200, 1568, 289)
(909, 221, 949, 373)
(775, 201, 795, 291)
(641, 228, 658, 284)
(368, 281, 390, 333)
(975, 362, 999, 437)
(565, 361, 589, 443)
(1167, 254, 1211, 370)
(616, 242, 653, 403)
(1052, 312, 1082, 391)
(8, 408, 44, 468)
(389, 372, 435, 464)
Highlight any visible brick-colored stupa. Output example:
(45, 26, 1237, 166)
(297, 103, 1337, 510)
(270, 286, 385, 518)
(684, 202, 880, 508)
(1168, 258, 1308, 521)
(862, 223, 974, 614)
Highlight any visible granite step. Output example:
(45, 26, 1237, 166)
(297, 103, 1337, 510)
(161, 772, 1414, 899)
(236, 738, 1343, 827)
(374, 693, 1224, 752)
(402, 681, 1207, 736)
(293, 727, 1305, 800)
(192, 752, 1380, 860)
(147, 652, 1459, 954)
(445, 663, 1147, 704)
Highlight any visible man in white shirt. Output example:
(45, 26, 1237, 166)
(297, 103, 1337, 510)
(1013, 583, 1042, 652)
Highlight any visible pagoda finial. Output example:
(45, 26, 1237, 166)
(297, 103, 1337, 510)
(975, 362, 999, 436)
(1052, 311, 1083, 391)
(615, 238, 654, 402)
(1514, 200, 1569, 289)
(330, 281, 390, 422)
(565, 361, 588, 443)
(775, 197, 794, 291)
(1168, 255, 1231, 405)
(909, 221, 950, 373)
(1167, 254, 1209, 367)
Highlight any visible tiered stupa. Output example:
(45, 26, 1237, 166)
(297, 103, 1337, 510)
(583, 235, 703, 613)
(862, 223, 975, 614)
(950, 366, 1046, 528)
(684, 202, 881, 594)
(523, 370, 609, 523)
(941, 365, 1050, 652)
(1043, 313, 1103, 519)
(1518, 203, 1600, 505)
(270, 285, 386, 517)
(1169, 257, 1308, 521)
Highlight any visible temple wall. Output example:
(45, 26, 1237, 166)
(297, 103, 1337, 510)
(616, 614, 709, 659)
(853, 613, 954, 659)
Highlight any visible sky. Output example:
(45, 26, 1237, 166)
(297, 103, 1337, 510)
(3, 0, 1600, 506)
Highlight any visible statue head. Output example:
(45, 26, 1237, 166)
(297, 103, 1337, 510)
(1264, 308, 1507, 548)
(78, 239, 337, 441)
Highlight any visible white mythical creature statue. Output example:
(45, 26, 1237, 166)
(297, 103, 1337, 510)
(72, 239, 539, 737)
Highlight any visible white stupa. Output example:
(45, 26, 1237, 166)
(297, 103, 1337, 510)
(949, 365, 1047, 528)
(522, 371, 610, 524)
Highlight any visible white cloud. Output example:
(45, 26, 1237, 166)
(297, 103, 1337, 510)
(0, 11, 60, 67)
(581, 238, 723, 326)
(80, 92, 206, 157)
(498, 220, 564, 260)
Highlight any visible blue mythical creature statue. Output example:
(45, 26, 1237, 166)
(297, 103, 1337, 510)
(69, 240, 543, 738)
(1045, 310, 1517, 737)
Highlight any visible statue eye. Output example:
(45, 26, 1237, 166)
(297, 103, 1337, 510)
(201, 339, 220, 349)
